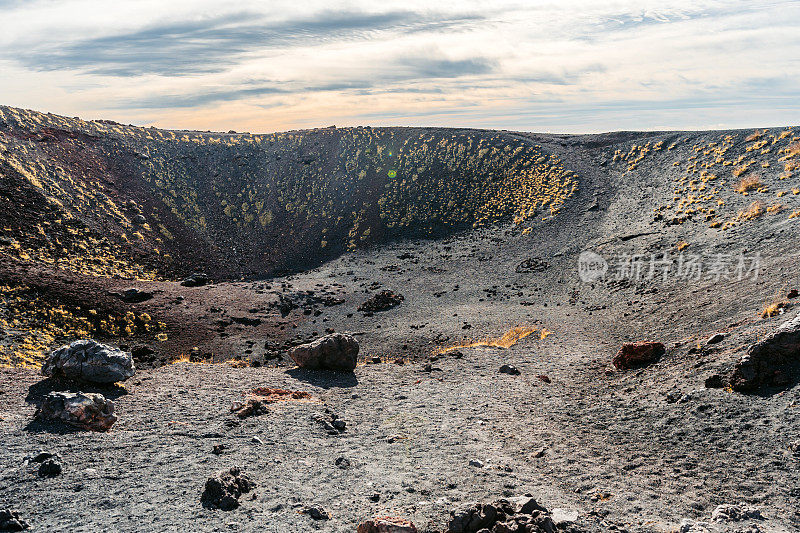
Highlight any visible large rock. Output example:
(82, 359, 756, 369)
(612, 342, 665, 370)
(200, 467, 255, 511)
(36, 391, 117, 432)
(42, 340, 134, 384)
(731, 312, 800, 391)
(447, 497, 556, 533)
(289, 333, 359, 371)
(357, 517, 418, 533)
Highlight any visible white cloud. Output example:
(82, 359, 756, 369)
(0, 0, 798, 131)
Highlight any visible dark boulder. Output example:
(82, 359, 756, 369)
(200, 467, 255, 511)
(731, 312, 800, 391)
(42, 339, 134, 384)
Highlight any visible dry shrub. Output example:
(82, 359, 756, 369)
(738, 200, 764, 221)
(734, 174, 762, 193)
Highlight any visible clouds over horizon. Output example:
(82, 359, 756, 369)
(0, 0, 799, 132)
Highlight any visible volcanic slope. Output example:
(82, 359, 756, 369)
(0, 106, 799, 532)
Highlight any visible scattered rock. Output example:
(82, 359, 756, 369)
(788, 289, 798, 299)
(711, 504, 762, 522)
(612, 342, 665, 370)
(114, 287, 153, 303)
(42, 339, 135, 384)
(230, 399, 268, 419)
(36, 391, 117, 432)
(181, 272, 210, 287)
(302, 506, 330, 520)
(357, 516, 418, 533)
(731, 311, 800, 391)
(289, 333, 359, 371)
(536, 374, 551, 384)
(312, 412, 347, 434)
(515, 258, 549, 273)
(335, 457, 351, 469)
(0, 509, 29, 531)
(212, 444, 227, 455)
(200, 467, 255, 511)
(706, 333, 725, 345)
(469, 459, 484, 468)
(359, 290, 404, 312)
(37, 458, 62, 478)
(499, 364, 520, 375)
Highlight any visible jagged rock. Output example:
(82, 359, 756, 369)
(447, 497, 556, 533)
(181, 272, 210, 287)
(0, 509, 29, 531)
(200, 467, 255, 511)
(230, 399, 267, 419)
(359, 290, 404, 312)
(36, 392, 117, 432)
(357, 517, 418, 533)
(731, 312, 800, 391)
(42, 340, 135, 384)
(711, 504, 762, 522)
(289, 333, 359, 371)
(706, 333, 725, 345)
(612, 342, 665, 369)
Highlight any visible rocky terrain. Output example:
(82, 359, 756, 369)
(0, 106, 799, 531)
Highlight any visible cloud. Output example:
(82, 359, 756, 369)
(123, 55, 496, 108)
(15, 9, 486, 77)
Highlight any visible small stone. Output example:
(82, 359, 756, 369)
(499, 365, 520, 375)
(706, 333, 725, 345)
(335, 457, 351, 469)
(212, 444, 226, 455)
(357, 516, 418, 533)
(303, 506, 330, 520)
(37, 459, 62, 478)
(469, 459, 484, 468)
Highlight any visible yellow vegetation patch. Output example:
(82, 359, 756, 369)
(436, 326, 541, 354)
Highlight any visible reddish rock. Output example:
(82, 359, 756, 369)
(357, 516, 418, 533)
(612, 342, 665, 369)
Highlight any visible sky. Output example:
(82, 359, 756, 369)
(1, 0, 799, 133)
